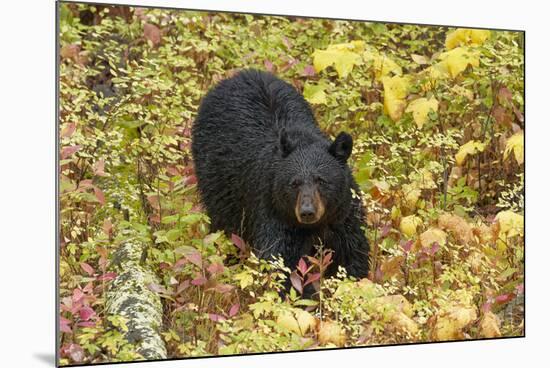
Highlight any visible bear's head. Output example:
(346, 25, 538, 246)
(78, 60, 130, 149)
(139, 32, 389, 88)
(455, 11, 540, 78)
(273, 129, 354, 227)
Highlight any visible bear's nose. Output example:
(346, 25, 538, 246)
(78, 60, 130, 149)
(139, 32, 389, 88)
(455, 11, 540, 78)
(300, 203, 316, 222)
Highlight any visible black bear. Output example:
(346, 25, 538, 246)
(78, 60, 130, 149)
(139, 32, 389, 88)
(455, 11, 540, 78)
(191, 69, 369, 280)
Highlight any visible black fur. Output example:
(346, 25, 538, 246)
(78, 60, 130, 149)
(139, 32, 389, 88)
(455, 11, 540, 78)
(191, 69, 369, 279)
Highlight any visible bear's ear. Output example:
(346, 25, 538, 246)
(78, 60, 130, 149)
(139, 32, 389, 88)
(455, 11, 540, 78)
(329, 132, 353, 163)
(279, 127, 295, 157)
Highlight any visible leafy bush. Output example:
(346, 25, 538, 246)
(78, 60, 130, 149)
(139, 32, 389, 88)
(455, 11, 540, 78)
(58, 4, 524, 365)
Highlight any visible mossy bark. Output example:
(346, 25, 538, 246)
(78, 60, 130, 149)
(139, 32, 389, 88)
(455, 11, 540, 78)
(106, 230, 167, 360)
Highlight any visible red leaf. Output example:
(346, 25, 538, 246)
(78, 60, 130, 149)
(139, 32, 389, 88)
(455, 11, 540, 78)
(302, 65, 315, 77)
(375, 267, 384, 282)
(298, 258, 308, 275)
(60, 317, 72, 333)
(482, 301, 493, 313)
(77, 321, 96, 328)
(147, 195, 160, 210)
(78, 179, 93, 189)
(93, 159, 106, 177)
(134, 7, 147, 20)
(159, 262, 171, 270)
(176, 280, 190, 294)
(231, 233, 246, 252)
(228, 303, 240, 317)
(264, 59, 274, 72)
(429, 242, 440, 256)
(64, 343, 84, 363)
(143, 23, 161, 46)
(380, 223, 391, 238)
(149, 214, 161, 224)
(305, 255, 320, 266)
(80, 262, 95, 276)
(516, 283, 524, 295)
(94, 187, 105, 205)
(185, 175, 197, 185)
(304, 272, 321, 286)
(78, 306, 95, 321)
(322, 252, 333, 267)
(173, 257, 188, 270)
(498, 86, 513, 104)
(207, 262, 224, 275)
(96, 272, 117, 282)
(60, 44, 80, 60)
(83, 282, 93, 293)
(283, 57, 298, 71)
(400, 240, 414, 253)
(61, 297, 73, 313)
(191, 276, 207, 286)
(166, 166, 180, 176)
(208, 313, 226, 322)
(72, 288, 84, 303)
(290, 271, 303, 294)
(213, 283, 234, 294)
(61, 123, 76, 138)
(102, 219, 113, 237)
(61, 145, 81, 160)
(282, 36, 292, 49)
(185, 251, 203, 268)
(495, 293, 515, 304)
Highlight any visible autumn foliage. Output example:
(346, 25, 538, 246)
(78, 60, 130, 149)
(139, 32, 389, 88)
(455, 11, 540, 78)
(58, 4, 524, 365)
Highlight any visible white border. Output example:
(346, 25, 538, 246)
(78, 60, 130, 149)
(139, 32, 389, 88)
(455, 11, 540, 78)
(1, 1, 547, 367)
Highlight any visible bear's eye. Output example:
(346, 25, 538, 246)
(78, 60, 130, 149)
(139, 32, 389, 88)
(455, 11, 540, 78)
(290, 179, 303, 188)
(314, 176, 328, 185)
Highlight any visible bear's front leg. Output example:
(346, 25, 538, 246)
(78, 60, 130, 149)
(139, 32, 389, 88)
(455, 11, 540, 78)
(250, 220, 313, 294)
(327, 215, 370, 280)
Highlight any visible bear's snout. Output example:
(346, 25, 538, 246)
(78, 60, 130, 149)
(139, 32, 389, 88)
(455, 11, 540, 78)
(295, 186, 325, 225)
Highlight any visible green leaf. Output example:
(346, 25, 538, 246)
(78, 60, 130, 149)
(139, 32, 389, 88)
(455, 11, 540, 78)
(303, 82, 327, 105)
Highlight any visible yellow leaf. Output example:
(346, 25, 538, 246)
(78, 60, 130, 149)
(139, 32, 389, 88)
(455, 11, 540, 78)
(328, 40, 366, 52)
(438, 213, 474, 244)
(234, 271, 254, 289)
(480, 311, 501, 338)
(466, 250, 484, 274)
(416, 168, 437, 189)
(312, 41, 364, 78)
(419, 228, 447, 248)
(406, 97, 439, 128)
(318, 321, 346, 347)
(276, 311, 301, 335)
(455, 140, 486, 166)
(426, 61, 450, 80)
(295, 309, 317, 335)
(364, 50, 402, 80)
(411, 54, 429, 65)
(432, 305, 477, 341)
(276, 309, 317, 336)
(373, 295, 414, 317)
(439, 47, 480, 78)
(495, 210, 524, 238)
(380, 256, 405, 278)
(393, 312, 419, 335)
(382, 75, 410, 121)
(303, 82, 327, 105)
(402, 183, 421, 209)
(400, 215, 421, 237)
(446, 28, 491, 50)
(503, 131, 524, 165)
(470, 29, 491, 44)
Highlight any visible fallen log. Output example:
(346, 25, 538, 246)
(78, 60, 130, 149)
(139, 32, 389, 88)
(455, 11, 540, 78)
(106, 230, 167, 360)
